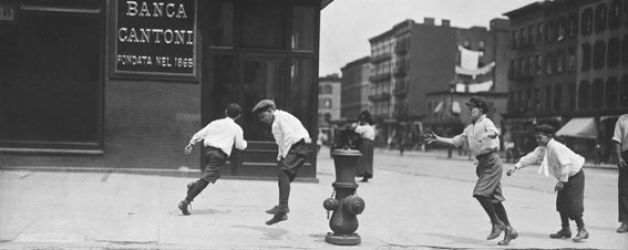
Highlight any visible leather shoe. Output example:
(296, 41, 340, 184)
(549, 228, 571, 239)
(265, 213, 288, 225)
(617, 223, 628, 233)
(498, 226, 518, 245)
(486, 222, 506, 240)
(572, 228, 589, 242)
(265, 205, 289, 214)
(178, 200, 191, 216)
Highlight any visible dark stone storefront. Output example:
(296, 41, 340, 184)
(0, 0, 331, 181)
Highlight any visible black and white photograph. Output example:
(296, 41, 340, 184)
(1, 0, 628, 249)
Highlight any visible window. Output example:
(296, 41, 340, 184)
(478, 40, 485, 49)
(568, 83, 577, 109)
(595, 3, 608, 33)
(607, 76, 619, 108)
(536, 54, 544, 75)
(609, 0, 621, 30)
(567, 47, 576, 72)
(322, 84, 332, 94)
(557, 50, 565, 73)
(537, 23, 544, 42)
(208, 1, 234, 47)
(622, 75, 628, 106)
(545, 85, 552, 111)
(528, 56, 536, 77)
(579, 80, 590, 109)
(291, 6, 315, 50)
(554, 84, 562, 111)
(582, 43, 592, 71)
(546, 52, 554, 75)
(241, 1, 284, 49)
(569, 13, 578, 38)
(324, 98, 332, 108)
(546, 20, 555, 43)
(624, 0, 628, 27)
(534, 87, 540, 111)
(528, 26, 534, 43)
(463, 39, 470, 48)
(581, 8, 594, 35)
(557, 17, 566, 41)
(521, 28, 527, 45)
(592, 78, 604, 109)
(512, 30, 518, 48)
(609, 37, 621, 68)
(623, 35, 628, 65)
(593, 40, 606, 70)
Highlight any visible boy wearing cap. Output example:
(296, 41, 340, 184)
(178, 103, 248, 216)
(424, 96, 518, 246)
(252, 99, 311, 225)
(507, 124, 589, 241)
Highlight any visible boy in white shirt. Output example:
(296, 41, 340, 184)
(178, 103, 247, 216)
(508, 124, 588, 241)
(252, 99, 310, 225)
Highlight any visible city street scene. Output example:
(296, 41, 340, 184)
(1, 0, 628, 249)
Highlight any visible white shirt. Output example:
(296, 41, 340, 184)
(612, 114, 628, 152)
(272, 110, 310, 159)
(515, 139, 584, 182)
(188, 117, 247, 156)
(355, 124, 375, 140)
(452, 115, 500, 157)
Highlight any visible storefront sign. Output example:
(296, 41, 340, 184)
(113, 0, 197, 80)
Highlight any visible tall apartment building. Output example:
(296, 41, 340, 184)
(504, 0, 628, 161)
(318, 74, 341, 140)
(340, 56, 371, 121)
(368, 18, 510, 145)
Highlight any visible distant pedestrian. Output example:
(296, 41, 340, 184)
(424, 96, 517, 245)
(612, 114, 628, 233)
(507, 124, 589, 242)
(353, 110, 375, 183)
(253, 99, 310, 225)
(178, 103, 248, 216)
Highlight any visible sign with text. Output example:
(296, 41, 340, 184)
(114, 0, 197, 79)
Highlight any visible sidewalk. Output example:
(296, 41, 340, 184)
(376, 148, 619, 170)
(1, 148, 627, 249)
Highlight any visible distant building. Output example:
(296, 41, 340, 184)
(340, 56, 371, 121)
(504, 0, 628, 162)
(368, 18, 510, 147)
(319, 74, 341, 142)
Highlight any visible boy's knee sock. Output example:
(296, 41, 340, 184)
(494, 202, 511, 226)
(475, 196, 502, 225)
(186, 179, 209, 202)
(278, 171, 291, 209)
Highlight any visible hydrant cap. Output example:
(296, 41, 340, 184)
(344, 195, 365, 215)
(323, 198, 339, 210)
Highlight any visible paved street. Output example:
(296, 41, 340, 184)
(1, 147, 627, 249)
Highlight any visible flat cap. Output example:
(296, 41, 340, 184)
(252, 99, 276, 113)
(534, 124, 556, 135)
(465, 96, 489, 113)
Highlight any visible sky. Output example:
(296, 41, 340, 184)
(319, 0, 539, 76)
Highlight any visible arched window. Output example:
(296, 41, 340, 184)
(324, 98, 332, 108)
(322, 84, 332, 94)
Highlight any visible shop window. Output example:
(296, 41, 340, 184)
(595, 3, 608, 33)
(608, 37, 621, 68)
(622, 75, 628, 106)
(554, 84, 562, 111)
(593, 40, 606, 70)
(241, 0, 284, 49)
(592, 78, 604, 109)
(291, 6, 315, 51)
(609, 0, 621, 30)
(581, 8, 593, 35)
(579, 80, 590, 109)
(607, 76, 619, 108)
(581, 43, 592, 71)
(1, 6, 103, 147)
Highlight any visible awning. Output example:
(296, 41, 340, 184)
(555, 118, 597, 139)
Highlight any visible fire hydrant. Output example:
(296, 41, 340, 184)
(323, 148, 365, 245)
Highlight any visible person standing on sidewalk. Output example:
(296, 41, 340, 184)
(252, 99, 310, 225)
(424, 96, 518, 246)
(507, 124, 589, 242)
(178, 103, 248, 216)
(612, 114, 628, 233)
(353, 110, 375, 183)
